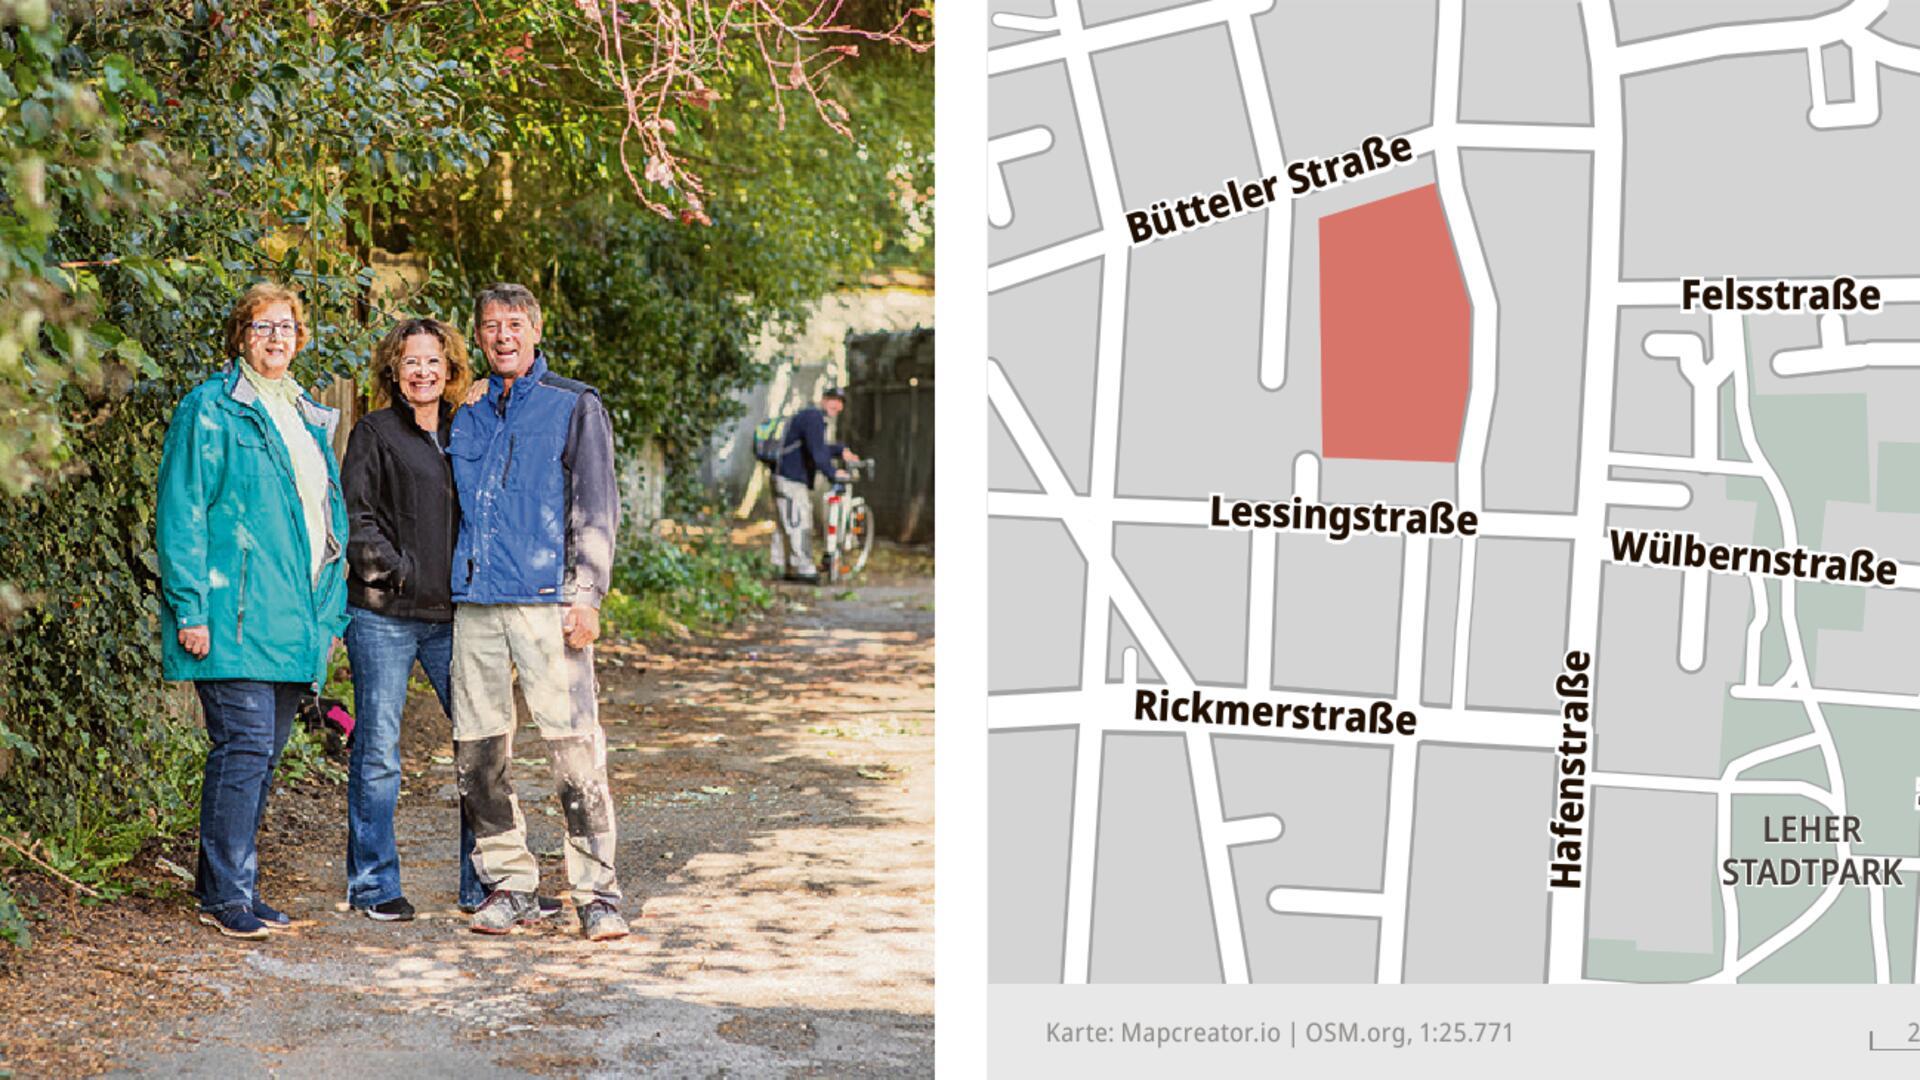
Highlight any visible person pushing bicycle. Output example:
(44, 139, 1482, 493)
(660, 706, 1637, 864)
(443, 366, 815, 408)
(768, 386, 859, 585)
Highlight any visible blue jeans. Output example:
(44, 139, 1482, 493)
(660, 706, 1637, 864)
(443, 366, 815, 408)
(195, 680, 301, 914)
(344, 606, 482, 908)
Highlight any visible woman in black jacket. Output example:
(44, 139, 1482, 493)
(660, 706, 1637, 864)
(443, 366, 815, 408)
(341, 318, 473, 920)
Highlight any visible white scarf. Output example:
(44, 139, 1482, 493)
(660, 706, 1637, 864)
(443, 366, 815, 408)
(240, 362, 329, 583)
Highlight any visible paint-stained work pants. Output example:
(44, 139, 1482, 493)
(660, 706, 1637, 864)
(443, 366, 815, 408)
(451, 603, 622, 905)
(771, 473, 817, 577)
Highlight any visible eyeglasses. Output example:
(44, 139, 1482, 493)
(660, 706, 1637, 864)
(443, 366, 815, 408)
(249, 320, 299, 339)
(398, 355, 446, 370)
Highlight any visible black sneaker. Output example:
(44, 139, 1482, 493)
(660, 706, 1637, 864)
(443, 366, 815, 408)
(252, 899, 293, 930)
(468, 889, 540, 934)
(199, 908, 270, 941)
(363, 897, 416, 922)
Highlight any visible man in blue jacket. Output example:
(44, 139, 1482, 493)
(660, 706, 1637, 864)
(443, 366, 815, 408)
(447, 284, 628, 941)
(770, 387, 860, 584)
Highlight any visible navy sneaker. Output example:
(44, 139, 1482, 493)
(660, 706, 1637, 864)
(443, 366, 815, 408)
(252, 899, 293, 930)
(199, 907, 270, 941)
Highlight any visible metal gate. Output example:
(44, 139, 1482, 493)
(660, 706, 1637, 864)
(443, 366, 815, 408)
(841, 327, 934, 545)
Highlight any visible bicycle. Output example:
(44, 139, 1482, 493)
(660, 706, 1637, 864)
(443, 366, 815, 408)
(823, 458, 877, 582)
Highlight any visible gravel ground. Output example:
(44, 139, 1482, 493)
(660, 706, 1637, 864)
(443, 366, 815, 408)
(1, 551, 933, 1078)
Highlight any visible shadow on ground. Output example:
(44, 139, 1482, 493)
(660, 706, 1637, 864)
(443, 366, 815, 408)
(4, 548, 934, 1078)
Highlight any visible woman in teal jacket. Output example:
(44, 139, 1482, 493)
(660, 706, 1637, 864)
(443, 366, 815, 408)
(156, 282, 349, 940)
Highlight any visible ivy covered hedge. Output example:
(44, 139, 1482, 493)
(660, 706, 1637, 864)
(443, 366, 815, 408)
(0, 0, 931, 849)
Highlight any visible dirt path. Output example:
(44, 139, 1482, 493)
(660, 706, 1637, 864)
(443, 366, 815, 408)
(7, 559, 932, 1078)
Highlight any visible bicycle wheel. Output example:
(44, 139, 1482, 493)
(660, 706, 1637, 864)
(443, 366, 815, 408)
(848, 500, 875, 576)
(824, 499, 843, 582)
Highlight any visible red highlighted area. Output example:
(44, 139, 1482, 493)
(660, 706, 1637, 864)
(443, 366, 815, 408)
(1319, 184, 1470, 462)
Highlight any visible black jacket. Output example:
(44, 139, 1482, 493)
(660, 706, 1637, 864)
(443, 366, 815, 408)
(342, 402, 458, 622)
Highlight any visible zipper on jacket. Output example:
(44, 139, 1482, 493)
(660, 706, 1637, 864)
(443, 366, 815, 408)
(236, 546, 250, 644)
(501, 434, 516, 487)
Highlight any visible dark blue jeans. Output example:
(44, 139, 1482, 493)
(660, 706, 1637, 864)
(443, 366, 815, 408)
(195, 680, 301, 914)
(344, 605, 482, 908)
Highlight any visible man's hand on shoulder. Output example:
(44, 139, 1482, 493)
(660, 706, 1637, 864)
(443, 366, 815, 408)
(562, 603, 600, 649)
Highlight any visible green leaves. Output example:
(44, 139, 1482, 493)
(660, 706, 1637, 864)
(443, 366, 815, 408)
(17, 96, 47, 139)
(0, 0, 929, 848)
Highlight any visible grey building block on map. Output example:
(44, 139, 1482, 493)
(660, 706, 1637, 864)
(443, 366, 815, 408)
(1814, 589, 1920, 696)
(1624, 55, 1920, 279)
(1271, 534, 1402, 697)
(1115, 214, 1290, 500)
(990, 257, 1102, 495)
(1113, 523, 1251, 687)
(1464, 538, 1572, 713)
(1105, 603, 1165, 685)
(1254, 0, 1436, 159)
(1845, 301, 1920, 342)
(988, 517, 1087, 694)
(1082, 0, 1204, 28)
(989, 727, 1077, 983)
(1875, 1, 1920, 47)
(988, 403, 1044, 494)
(1459, 0, 1592, 125)
(1594, 564, 1751, 779)
(1826, 498, 1920, 569)
(1611, 307, 1705, 457)
(989, 62, 1102, 267)
(989, 0, 1057, 50)
(1092, 24, 1258, 210)
(1586, 787, 1718, 957)
(1422, 537, 1461, 707)
(1821, 41, 1854, 103)
(1088, 733, 1223, 982)
(1607, 467, 1766, 548)
(1613, 0, 1848, 44)
(1320, 459, 1456, 507)
(1212, 735, 1393, 892)
(1743, 312, 1822, 375)
(1461, 149, 1592, 514)
(1402, 743, 1553, 983)
(1241, 912, 1380, 984)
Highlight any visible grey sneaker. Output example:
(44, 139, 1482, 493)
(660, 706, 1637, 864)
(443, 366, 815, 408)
(579, 900, 630, 942)
(468, 889, 540, 935)
(461, 894, 561, 918)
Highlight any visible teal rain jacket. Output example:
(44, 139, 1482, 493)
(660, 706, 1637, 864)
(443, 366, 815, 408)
(155, 361, 349, 686)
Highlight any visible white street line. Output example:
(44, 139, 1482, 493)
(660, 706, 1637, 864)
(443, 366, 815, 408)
(1679, 566, 1709, 672)
(1376, 740, 1417, 984)
(1268, 886, 1388, 920)
(1188, 728, 1249, 983)
(1225, 13, 1292, 391)
(988, 0, 1276, 77)
(1614, 1, 1884, 74)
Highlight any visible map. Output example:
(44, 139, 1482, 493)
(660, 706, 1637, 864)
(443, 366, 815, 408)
(986, 0, 1920, 985)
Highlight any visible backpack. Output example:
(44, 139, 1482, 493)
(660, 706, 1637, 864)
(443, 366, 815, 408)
(752, 414, 790, 466)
